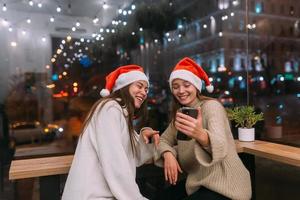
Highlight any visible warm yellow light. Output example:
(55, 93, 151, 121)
(46, 84, 55, 89)
(66, 35, 72, 41)
(45, 65, 50, 69)
(44, 128, 49, 133)
(57, 49, 62, 54)
(73, 87, 78, 93)
(51, 58, 56, 63)
(62, 71, 67, 76)
(73, 82, 78, 87)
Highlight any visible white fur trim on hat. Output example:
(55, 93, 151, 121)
(112, 70, 149, 92)
(169, 70, 203, 93)
(100, 89, 110, 97)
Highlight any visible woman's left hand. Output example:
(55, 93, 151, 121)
(175, 107, 209, 146)
(141, 128, 160, 147)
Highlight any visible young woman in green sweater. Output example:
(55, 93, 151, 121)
(154, 57, 251, 200)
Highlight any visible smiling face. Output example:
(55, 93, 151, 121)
(129, 80, 148, 109)
(171, 78, 198, 107)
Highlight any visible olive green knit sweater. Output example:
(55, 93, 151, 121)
(155, 99, 251, 200)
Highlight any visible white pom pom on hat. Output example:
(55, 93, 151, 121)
(100, 65, 149, 97)
(169, 57, 214, 93)
(99, 89, 110, 97)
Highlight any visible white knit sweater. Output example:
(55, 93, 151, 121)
(155, 99, 252, 200)
(62, 100, 154, 200)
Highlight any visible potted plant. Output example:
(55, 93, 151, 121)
(227, 106, 264, 142)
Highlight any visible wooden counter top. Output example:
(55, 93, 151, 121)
(236, 140, 300, 167)
(9, 155, 73, 180)
(9, 140, 300, 180)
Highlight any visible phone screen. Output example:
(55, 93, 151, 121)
(177, 107, 198, 140)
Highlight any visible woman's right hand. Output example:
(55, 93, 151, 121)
(163, 151, 183, 185)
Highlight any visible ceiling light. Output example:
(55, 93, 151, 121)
(72, 27, 76, 31)
(22, 30, 26, 35)
(38, 3, 42, 8)
(8, 27, 13, 32)
(29, 1, 34, 6)
(131, 5, 136, 10)
(76, 21, 80, 27)
(2, 3, 7, 11)
(2, 19, 8, 26)
(118, 9, 122, 14)
(11, 42, 17, 47)
(56, 6, 61, 13)
(50, 17, 55, 22)
(102, 2, 108, 9)
(27, 18, 31, 24)
(93, 17, 99, 24)
(42, 37, 46, 42)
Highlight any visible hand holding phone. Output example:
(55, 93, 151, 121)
(176, 107, 198, 140)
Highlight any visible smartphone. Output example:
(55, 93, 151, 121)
(177, 107, 198, 141)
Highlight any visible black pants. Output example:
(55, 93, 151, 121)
(153, 180, 230, 200)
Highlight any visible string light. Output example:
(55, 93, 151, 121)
(66, 35, 72, 41)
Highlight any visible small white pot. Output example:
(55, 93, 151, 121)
(238, 128, 255, 142)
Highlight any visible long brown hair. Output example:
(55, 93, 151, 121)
(81, 85, 148, 155)
(170, 92, 215, 124)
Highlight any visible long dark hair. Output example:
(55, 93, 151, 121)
(81, 85, 148, 155)
(170, 92, 215, 125)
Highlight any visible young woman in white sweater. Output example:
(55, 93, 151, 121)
(154, 57, 251, 200)
(62, 65, 159, 200)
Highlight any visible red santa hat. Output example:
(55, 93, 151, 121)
(169, 57, 214, 93)
(100, 65, 149, 97)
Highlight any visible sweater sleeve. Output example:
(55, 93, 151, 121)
(134, 132, 155, 166)
(154, 123, 178, 167)
(93, 102, 147, 200)
(194, 100, 229, 167)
